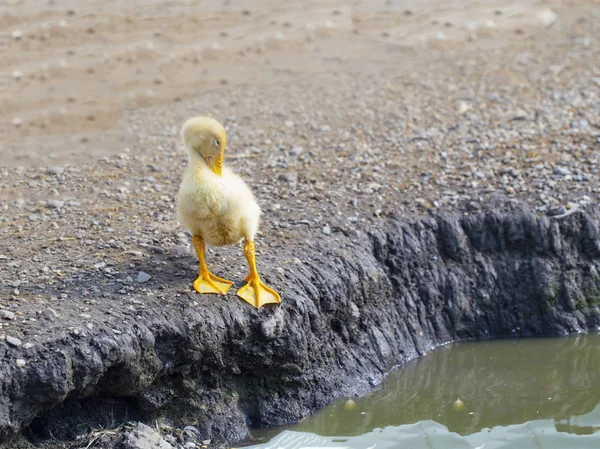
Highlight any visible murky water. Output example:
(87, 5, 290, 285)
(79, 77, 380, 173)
(240, 335, 600, 449)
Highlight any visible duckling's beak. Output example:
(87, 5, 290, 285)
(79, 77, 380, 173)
(204, 153, 223, 176)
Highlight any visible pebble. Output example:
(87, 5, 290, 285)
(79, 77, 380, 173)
(553, 167, 570, 176)
(546, 205, 565, 217)
(183, 426, 199, 436)
(12, 117, 23, 127)
(277, 172, 297, 183)
(12, 70, 23, 80)
(15, 359, 26, 368)
(512, 109, 528, 120)
(322, 225, 331, 235)
(6, 335, 23, 347)
(1, 310, 15, 320)
(289, 146, 304, 156)
(537, 8, 557, 27)
(171, 245, 190, 257)
(47, 200, 64, 209)
(46, 166, 65, 175)
(11, 30, 23, 40)
(136, 271, 152, 283)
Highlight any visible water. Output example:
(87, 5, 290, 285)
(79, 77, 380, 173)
(240, 335, 600, 449)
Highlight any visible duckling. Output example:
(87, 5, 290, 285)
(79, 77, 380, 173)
(177, 116, 281, 309)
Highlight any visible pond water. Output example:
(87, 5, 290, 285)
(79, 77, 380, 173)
(240, 334, 600, 449)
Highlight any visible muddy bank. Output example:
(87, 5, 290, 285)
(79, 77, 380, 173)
(1, 204, 599, 448)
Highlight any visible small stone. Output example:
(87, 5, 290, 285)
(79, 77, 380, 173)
(183, 426, 199, 436)
(171, 245, 190, 257)
(6, 335, 22, 347)
(547, 205, 566, 217)
(322, 225, 331, 235)
(47, 200, 64, 209)
(284, 120, 294, 128)
(12, 70, 23, 80)
(15, 359, 26, 368)
(553, 167, 570, 176)
(136, 271, 151, 283)
(112, 329, 122, 335)
(46, 308, 59, 321)
(11, 30, 23, 40)
(1, 310, 15, 320)
(184, 443, 196, 449)
(12, 117, 23, 127)
(23, 342, 34, 349)
(537, 8, 557, 27)
(512, 109, 528, 120)
(46, 166, 64, 175)
(94, 262, 107, 269)
(289, 146, 304, 156)
(277, 172, 297, 183)
(125, 423, 174, 449)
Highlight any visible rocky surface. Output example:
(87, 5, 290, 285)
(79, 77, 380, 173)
(2, 205, 600, 449)
(1, 1, 600, 449)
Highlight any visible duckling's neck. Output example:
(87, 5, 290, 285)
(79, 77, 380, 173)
(187, 153, 222, 177)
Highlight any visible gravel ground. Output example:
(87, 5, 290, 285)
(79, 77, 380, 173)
(0, 2, 599, 448)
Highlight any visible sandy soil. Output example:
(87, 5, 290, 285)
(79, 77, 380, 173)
(0, 0, 570, 166)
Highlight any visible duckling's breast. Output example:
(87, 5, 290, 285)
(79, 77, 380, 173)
(197, 217, 243, 247)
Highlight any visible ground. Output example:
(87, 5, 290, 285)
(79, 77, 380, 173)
(0, 1, 599, 448)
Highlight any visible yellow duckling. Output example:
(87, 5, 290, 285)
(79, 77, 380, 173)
(177, 116, 281, 309)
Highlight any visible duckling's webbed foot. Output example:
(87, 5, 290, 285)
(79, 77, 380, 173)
(193, 272, 233, 295)
(192, 235, 233, 296)
(237, 239, 281, 309)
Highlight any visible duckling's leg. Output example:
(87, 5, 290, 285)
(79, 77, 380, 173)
(192, 235, 233, 295)
(237, 239, 281, 308)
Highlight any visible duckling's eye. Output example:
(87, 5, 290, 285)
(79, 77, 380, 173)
(213, 138, 220, 148)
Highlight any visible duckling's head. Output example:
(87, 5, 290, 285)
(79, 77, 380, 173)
(181, 116, 227, 176)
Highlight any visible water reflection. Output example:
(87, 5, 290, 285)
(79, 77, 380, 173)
(242, 335, 600, 448)
(294, 335, 600, 437)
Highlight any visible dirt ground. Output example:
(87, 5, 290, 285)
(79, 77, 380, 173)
(0, 0, 600, 448)
(0, 0, 582, 166)
(1, 0, 599, 362)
